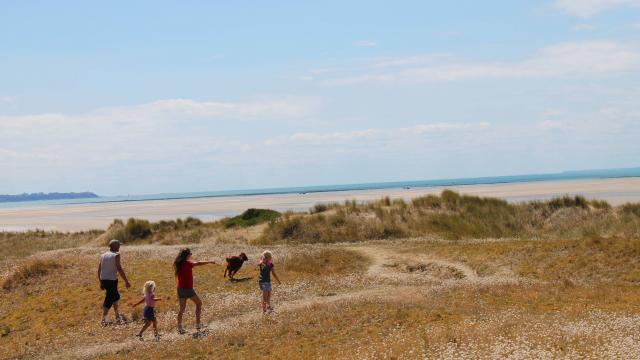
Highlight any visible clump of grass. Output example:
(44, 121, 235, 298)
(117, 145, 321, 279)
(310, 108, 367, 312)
(103, 218, 152, 244)
(622, 203, 640, 217)
(2, 260, 62, 291)
(152, 217, 203, 232)
(310, 203, 339, 214)
(547, 195, 589, 209)
(224, 208, 281, 228)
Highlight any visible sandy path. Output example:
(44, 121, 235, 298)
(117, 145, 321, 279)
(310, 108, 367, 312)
(49, 244, 527, 359)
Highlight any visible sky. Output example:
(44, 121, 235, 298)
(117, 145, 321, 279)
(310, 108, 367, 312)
(1, 0, 640, 196)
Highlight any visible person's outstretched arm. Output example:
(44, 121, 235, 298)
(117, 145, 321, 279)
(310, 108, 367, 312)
(130, 297, 145, 307)
(193, 260, 216, 267)
(115, 254, 131, 288)
(271, 268, 282, 285)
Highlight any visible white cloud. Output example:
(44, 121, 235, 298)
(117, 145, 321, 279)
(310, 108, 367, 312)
(322, 41, 640, 85)
(0, 97, 318, 170)
(554, 0, 640, 17)
(353, 40, 377, 47)
(280, 122, 491, 145)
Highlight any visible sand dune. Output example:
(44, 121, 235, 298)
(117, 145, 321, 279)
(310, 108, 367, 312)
(1, 177, 639, 232)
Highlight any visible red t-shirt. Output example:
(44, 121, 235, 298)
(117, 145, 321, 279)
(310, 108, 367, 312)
(177, 261, 194, 289)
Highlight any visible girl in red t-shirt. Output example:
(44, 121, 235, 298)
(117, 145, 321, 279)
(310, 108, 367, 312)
(173, 248, 216, 334)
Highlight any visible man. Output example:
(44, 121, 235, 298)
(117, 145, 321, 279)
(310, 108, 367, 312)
(98, 239, 131, 325)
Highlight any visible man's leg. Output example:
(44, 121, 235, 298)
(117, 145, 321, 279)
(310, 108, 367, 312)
(113, 301, 120, 321)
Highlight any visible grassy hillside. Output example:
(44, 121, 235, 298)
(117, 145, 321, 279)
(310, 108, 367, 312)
(2, 191, 640, 359)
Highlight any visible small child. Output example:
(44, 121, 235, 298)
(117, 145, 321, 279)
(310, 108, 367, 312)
(258, 250, 281, 314)
(131, 280, 162, 341)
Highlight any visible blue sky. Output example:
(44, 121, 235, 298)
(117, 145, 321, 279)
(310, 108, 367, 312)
(1, 0, 640, 195)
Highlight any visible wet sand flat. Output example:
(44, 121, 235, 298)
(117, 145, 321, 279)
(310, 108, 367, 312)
(1, 177, 639, 232)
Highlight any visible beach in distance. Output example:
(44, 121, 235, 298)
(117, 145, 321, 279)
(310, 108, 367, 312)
(2, 177, 639, 232)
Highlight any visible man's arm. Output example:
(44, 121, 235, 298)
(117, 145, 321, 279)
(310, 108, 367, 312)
(98, 262, 103, 289)
(115, 254, 131, 288)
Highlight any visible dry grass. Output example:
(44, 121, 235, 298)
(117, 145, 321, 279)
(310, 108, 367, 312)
(2, 259, 63, 291)
(259, 191, 640, 243)
(0, 230, 101, 260)
(2, 192, 640, 359)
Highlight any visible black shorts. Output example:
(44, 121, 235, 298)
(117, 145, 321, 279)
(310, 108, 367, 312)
(177, 288, 197, 299)
(101, 279, 120, 309)
(143, 306, 156, 321)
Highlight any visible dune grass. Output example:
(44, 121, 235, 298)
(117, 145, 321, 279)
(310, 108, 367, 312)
(259, 191, 640, 244)
(0, 230, 102, 260)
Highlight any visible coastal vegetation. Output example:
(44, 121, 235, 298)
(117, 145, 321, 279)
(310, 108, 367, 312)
(259, 191, 640, 244)
(2, 191, 640, 358)
(0, 192, 98, 203)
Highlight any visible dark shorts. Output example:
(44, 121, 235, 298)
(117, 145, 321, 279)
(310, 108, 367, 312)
(259, 282, 272, 292)
(143, 306, 156, 321)
(101, 279, 120, 309)
(177, 288, 197, 299)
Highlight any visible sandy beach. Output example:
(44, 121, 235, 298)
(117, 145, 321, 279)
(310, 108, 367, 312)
(1, 177, 639, 232)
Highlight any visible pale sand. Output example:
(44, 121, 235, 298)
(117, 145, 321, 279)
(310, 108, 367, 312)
(1, 177, 639, 232)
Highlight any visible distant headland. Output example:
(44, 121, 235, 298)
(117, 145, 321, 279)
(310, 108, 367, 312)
(0, 192, 99, 203)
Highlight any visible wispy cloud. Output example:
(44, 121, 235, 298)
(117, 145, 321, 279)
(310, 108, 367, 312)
(321, 41, 640, 85)
(554, 0, 640, 17)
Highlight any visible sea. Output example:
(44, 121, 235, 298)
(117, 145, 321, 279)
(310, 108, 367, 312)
(2, 167, 640, 209)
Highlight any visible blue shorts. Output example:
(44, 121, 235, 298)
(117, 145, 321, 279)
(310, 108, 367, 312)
(259, 282, 272, 292)
(143, 306, 156, 321)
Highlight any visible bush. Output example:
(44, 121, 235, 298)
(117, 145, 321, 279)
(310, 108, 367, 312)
(311, 203, 329, 214)
(104, 218, 152, 244)
(224, 209, 281, 228)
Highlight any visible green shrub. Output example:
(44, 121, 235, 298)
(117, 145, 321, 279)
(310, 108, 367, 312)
(224, 208, 281, 228)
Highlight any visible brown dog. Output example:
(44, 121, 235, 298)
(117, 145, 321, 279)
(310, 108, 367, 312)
(224, 252, 249, 280)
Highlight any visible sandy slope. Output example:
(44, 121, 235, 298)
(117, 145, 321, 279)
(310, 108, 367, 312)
(2, 177, 640, 232)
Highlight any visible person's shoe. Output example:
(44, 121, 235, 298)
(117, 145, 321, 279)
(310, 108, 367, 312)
(154, 333, 161, 342)
(196, 323, 208, 330)
(136, 334, 143, 341)
(177, 328, 186, 335)
(101, 319, 108, 327)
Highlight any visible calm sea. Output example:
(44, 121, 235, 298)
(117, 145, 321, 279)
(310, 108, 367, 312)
(3, 167, 640, 209)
